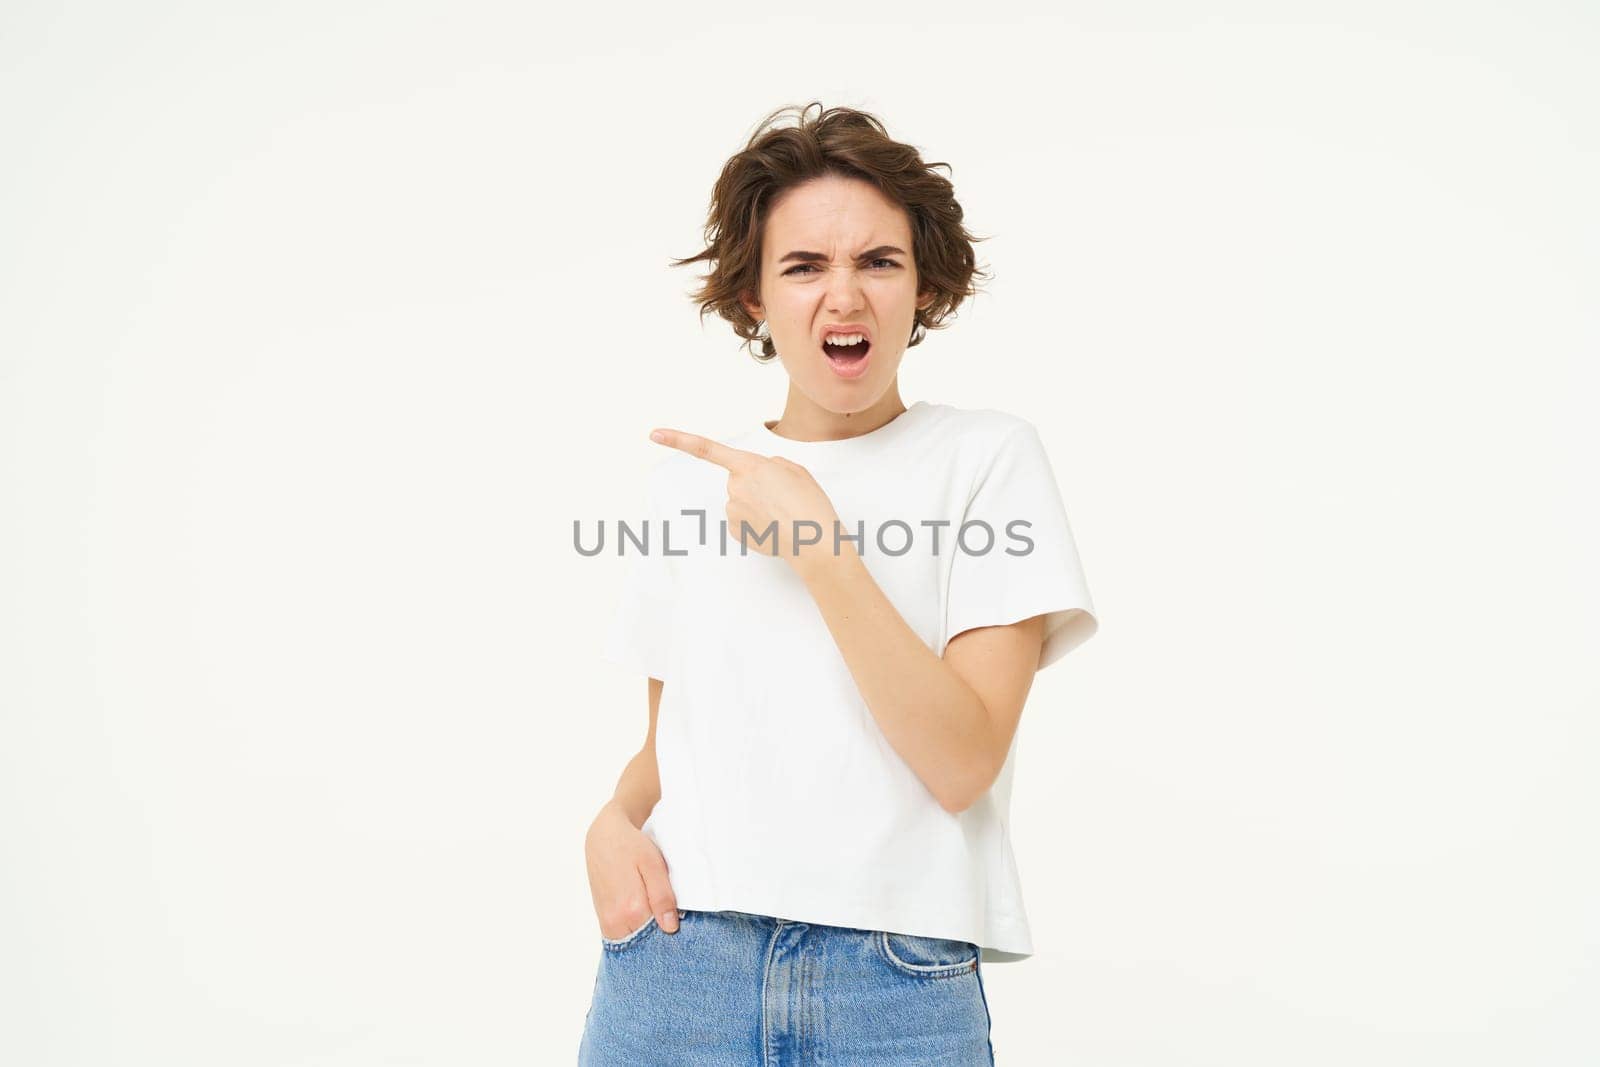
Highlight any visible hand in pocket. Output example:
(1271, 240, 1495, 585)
(585, 802, 680, 939)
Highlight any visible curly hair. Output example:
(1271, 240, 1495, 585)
(670, 102, 992, 363)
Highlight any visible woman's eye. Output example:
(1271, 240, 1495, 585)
(784, 260, 900, 276)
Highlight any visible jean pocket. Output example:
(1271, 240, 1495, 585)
(600, 908, 689, 952)
(600, 914, 658, 951)
(878, 930, 980, 978)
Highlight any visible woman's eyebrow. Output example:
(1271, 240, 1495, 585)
(778, 245, 907, 264)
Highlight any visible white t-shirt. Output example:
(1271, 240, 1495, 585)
(602, 399, 1098, 963)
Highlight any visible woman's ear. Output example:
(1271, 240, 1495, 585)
(739, 290, 764, 322)
(916, 289, 936, 312)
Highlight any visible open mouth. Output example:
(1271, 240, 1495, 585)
(822, 337, 871, 379)
(823, 338, 871, 361)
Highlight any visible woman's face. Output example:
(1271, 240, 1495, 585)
(741, 174, 934, 414)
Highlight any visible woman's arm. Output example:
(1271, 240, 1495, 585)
(799, 549, 1045, 815)
(597, 677, 664, 830)
(586, 677, 681, 936)
(641, 428, 1045, 816)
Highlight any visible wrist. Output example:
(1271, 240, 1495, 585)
(590, 798, 628, 834)
(794, 536, 861, 586)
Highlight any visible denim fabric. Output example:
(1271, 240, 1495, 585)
(578, 908, 996, 1065)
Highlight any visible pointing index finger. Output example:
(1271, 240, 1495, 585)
(650, 428, 755, 470)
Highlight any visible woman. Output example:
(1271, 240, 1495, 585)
(579, 102, 1098, 1065)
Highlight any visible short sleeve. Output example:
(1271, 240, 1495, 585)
(602, 465, 679, 683)
(944, 422, 1098, 671)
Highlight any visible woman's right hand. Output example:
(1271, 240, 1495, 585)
(585, 800, 681, 938)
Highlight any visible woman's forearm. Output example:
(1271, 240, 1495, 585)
(605, 743, 662, 830)
(797, 546, 996, 814)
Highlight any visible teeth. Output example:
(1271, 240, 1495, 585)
(823, 333, 867, 346)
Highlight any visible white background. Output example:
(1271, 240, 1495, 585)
(2, 2, 1595, 1064)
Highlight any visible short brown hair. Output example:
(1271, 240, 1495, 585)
(670, 102, 991, 363)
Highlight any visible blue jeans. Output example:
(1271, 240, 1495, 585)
(578, 908, 996, 1065)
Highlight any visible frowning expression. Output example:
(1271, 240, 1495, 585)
(742, 174, 935, 411)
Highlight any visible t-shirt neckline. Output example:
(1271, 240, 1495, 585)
(755, 400, 931, 457)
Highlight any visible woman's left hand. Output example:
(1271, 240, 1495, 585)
(649, 427, 844, 574)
